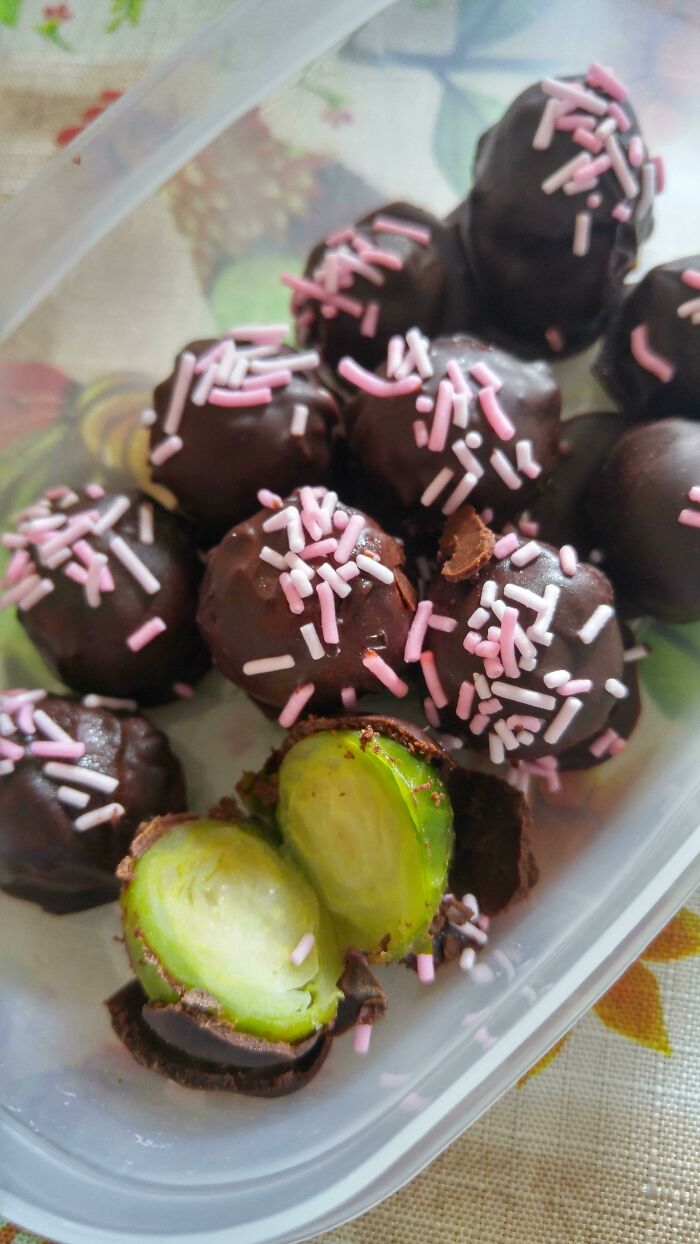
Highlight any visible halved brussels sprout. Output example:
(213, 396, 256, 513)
(276, 729, 454, 961)
(121, 818, 343, 1044)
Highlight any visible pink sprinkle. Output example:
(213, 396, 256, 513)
(470, 361, 502, 391)
(555, 544, 577, 577)
(428, 380, 454, 452)
(362, 651, 409, 698)
(338, 357, 421, 398)
(341, 686, 357, 710)
(478, 386, 515, 441)
(499, 606, 520, 680)
(360, 300, 380, 338)
(587, 192, 602, 209)
(325, 226, 354, 247)
(494, 532, 518, 559)
(612, 202, 632, 223)
(279, 572, 305, 615)
(416, 952, 435, 983)
(290, 932, 315, 967)
(456, 681, 475, 721)
(518, 518, 540, 538)
(678, 509, 700, 528)
(372, 214, 431, 245)
(413, 420, 429, 448)
(353, 245, 403, 272)
(575, 153, 610, 181)
(281, 273, 363, 318)
(333, 510, 350, 531)
(316, 581, 339, 644)
(194, 340, 226, 374)
(334, 513, 365, 564)
(545, 327, 565, 352)
(424, 696, 441, 728)
(387, 335, 406, 378)
(628, 135, 644, 168)
(353, 1022, 372, 1055)
(150, 434, 183, 465)
(208, 386, 271, 407)
(0, 738, 23, 761)
(257, 489, 283, 510)
(2, 534, 28, 549)
(404, 600, 433, 663)
(6, 550, 30, 584)
(242, 368, 293, 391)
(428, 614, 457, 633)
(446, 359, 468, 395)
(589, 727, 619, 759)
(16, 702, 35, 734)
(608, 102, 631, 132)
(163, 350, 196, 436)
(300, 538, 338, 561)
(29, 740, 85, 759)
(559, 679, 593, 695)
(556, 113, 596, 131)
(126, 617, 166, 653)
(573, 127, 602, 154)
(682, 270, 700, 291)
(483, 658, 504, 680)
(610, 737, 627, 755)
(173, 682, 195, 698)
(541, 77, 608, 117)
(337, 561, 360, 582)
(587, 61, 628, 103)
(469, 714, 489, 736)
(64, 561, 88, 586)
(630, 323, 675, 383)
(475, 641, 500, 659)
(278, 683, 316, 728)
(515, 441, 542, 480)
(689, 486, 700, 504)
(651, 154, 665, 193)
(419, 650, 448, 709)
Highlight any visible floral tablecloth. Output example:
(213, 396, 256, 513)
(1, 2, 700, 1241)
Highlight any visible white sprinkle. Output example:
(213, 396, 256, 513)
(543, 669, 571, 689)
(317, 563, 352, 598)
(490, 682, 557, 711)
(300, 623, 325, 661)
(474, 673, 491, 700)
(140, 407, 157, 427)
(191, 362, 217, 406)
(543, 697, 583, 745)
(73, 802, 126, 833)
(442, 472, 479, 516)
(260, 545, 287, 571)
(573, 211, 592, 257)
(595, 116, 617, 139)
(494, 719, 519, 751)
(263, 506, 296, 534)
(481, 580, 497, 609)
(491, 599, 537, 660)
(82, 694, 138, 710)
(541, 152, 592, 195)
(150, 435, 183, 466)
(287, 509, 305, 554)
(85, 552, 106, 609)
(356, 553, 395, 584)
(290, 932, 315, 966)
(623, 645, 649, 664)
(405, 327, 434, 379)
(459, 921, 488, 947)
(490, 449, 522, 490)
(604, 133, 639, 200)
(163, 350, 196, 435)
(18, 578, 54, 612)
(468, 607, 490, 630)
(578, 603, 614, 644)
(33, 709, 73, 744)
(0, 713, 14, 735)
(420, 467, 454, 508)
(459, 947, 477, 971)
(605, 678, 629, 699)
(290, 404, 309, 437)
(290, 568, 314, 599)
(285, 551, 314, 579)
(138, 502, 154, 545)
(636, 160, 656, 223)
(109, 536, 160, 595)
(0, 574, 41, 609)
(242, 655, 295, 676)
(532, 97, 563, 150)
(488, 733, 505, 765)
(57, 785, 90, 810)
(0, 759, 15, 777)
(254, 351, 320, 374)
(511, 541, 542, 567)
(452, 392, 469, 428)
(92, 495, 131, 537)
(43, 762, 119, 794)
(453, 439, 484, 479)
(515, 439, 542, 480)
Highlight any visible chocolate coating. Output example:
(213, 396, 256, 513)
(107, 981, 332, 1098)
(346, 335, 560, 533)
(294, 201, 476, 374)
(17, 488, 208, 705)
(426, 539, 625, 759)
(197, 494, 416, 716)
(530, 411, 629, 554)
(585, 418, 700, 622)
(557, 631, 641, 769)
(151, 341, 341, 543)
(0, 695, 186, 913)
(596, 257, 700, 420)
(453, 74, 656, 357)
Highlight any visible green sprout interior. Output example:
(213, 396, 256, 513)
(122, 820, 342, 1043)
(276, 731, 453, 961)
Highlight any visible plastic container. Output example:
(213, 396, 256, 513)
(2, 1, 700, 1241)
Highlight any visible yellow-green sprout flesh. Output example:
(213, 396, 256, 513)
(276, 731, 454, 961)
(121, 819, 343, 1043)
